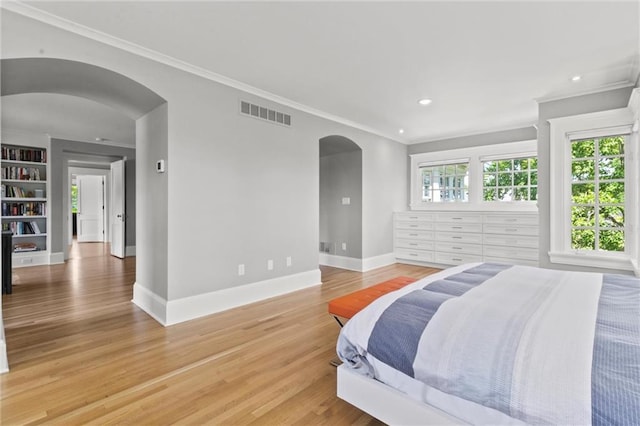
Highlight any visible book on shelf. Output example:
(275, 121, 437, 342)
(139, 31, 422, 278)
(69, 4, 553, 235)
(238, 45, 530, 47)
(1, 147, 47, 163)
(13, 242, 38, 252)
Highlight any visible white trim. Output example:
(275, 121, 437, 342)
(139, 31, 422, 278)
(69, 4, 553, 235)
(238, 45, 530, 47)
(1, 2, 404, 144)
(535, 81, 636, 103)
(410, 140, 537, 209)
(164, 269, 321, 326)
(548, 251, 634, 272)
(0, 338, 8, 374)
(319, 253, 362, 271)
(132, 282, 168, 325)
(361, 253, 396, 272)
(548, 107, 635, 271)
(49, 251, 64, 264)
(337, 365, 462, 425)
(319, 253, 397, 272)
(125, 245, 136, 257)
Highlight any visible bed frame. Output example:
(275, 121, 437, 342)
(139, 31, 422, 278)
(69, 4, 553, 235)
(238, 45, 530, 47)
(337, 364, 464, 425)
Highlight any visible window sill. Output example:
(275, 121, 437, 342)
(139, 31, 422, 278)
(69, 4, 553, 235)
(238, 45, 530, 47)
(410, 202, 538, 212)
(548, 251, 634, 272)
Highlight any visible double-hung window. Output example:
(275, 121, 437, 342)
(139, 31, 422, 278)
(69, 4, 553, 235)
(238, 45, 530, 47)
(549, 108, 636, 270)
(410, 140, 537, 210)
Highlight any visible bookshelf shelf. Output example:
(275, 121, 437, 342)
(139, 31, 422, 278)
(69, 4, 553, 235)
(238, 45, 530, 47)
(1, 143, 48, 265)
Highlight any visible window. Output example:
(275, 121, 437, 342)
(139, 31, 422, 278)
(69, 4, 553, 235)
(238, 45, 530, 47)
(570, 136, 626, 253)
(420, 162, 469, 203)
(410, 140, 537, 211)
(482, 156, 538, 202)
(548, 107, 636, 271)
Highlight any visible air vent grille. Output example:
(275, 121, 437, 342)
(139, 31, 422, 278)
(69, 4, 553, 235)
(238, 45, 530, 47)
(240, 100, 291, 127)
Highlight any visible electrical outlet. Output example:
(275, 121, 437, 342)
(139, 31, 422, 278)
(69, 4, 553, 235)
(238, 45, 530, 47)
(342, 197, 351, 205)
(238, 264, 245, 276)
(342, 242, 347, 251)
(267, 259, 274, 270)
(286, 256, 292, 267)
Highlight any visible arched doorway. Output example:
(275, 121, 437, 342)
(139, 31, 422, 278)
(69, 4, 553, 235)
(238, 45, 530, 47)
(1, 57, 168, 371)
(319, 135, 363, 270)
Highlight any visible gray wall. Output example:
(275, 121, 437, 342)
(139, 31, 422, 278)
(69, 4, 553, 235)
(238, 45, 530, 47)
(409, 127, 537, 154)
(50, 138, 136, 254)
(1, 10, 407, 304)
(320, 149, 363, 258)
(136, 103, 169, 299)
(537, 86, 634, 273)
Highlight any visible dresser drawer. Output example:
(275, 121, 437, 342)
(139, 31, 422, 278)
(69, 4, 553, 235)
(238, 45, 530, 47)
(483, 214, 538, 226)
(482, 234, 539, 249)
(483, 245, 538, 261)
(435, 212, 482, 224)
(435, 242, 482, 255)
(395, 230, 434, 240)
(395, 239, 435, 251)
(483, 256, 539, 267)
(396, 248, 434, 262)
(483, 224, 538, 236)
(437, 223, 482, 233)
(395, 212, 435, 222)
(395, 221, 434, 231)
(436, 231, 483, 244)
(435, 252, 482, 265)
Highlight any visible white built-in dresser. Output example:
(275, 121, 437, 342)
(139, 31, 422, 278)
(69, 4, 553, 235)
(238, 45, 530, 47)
(394, 211, 539, 267)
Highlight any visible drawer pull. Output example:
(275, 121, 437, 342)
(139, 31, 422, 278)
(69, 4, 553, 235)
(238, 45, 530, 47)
(506, 218, 518, 222)
(409, 216, 419, 219)
(409, 224, 418, 227)
(452, 226, 462, 230)
(452, 247, 462, 250)
(410, 253, 418, 256)
(453, 258, 463, 261)
(452, 217, 463, 220)
(409, 243, 418, 246)
(506, 228, 518, 232)
(452, 236, 462, 239)
(409, 233, 418, 236)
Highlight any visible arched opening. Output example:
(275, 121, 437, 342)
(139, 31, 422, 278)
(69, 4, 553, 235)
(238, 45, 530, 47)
(319, 135, 363, 270)
(1, 58, 168, 371)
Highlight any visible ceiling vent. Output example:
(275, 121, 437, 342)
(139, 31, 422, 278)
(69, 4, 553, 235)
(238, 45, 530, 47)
(240, 100, 291, 127)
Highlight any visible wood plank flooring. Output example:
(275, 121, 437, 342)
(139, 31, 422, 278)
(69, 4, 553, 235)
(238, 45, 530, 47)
(1, 243, 440, 425)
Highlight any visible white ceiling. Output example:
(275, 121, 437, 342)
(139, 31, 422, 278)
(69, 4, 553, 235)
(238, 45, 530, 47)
(5, 1, 640, 144)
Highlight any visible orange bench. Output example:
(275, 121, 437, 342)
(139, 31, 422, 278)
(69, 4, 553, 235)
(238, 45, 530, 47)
(328, 276, 418, 327)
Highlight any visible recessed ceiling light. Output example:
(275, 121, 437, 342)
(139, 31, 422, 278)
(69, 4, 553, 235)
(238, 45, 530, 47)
(418, 98, 432, 106)
(399, 129, 405, 134)
(571, 75, 582, 82)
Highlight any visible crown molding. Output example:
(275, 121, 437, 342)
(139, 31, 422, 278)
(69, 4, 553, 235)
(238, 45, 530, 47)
(1, 1, 406, 144)
(534, 81, 636, 104)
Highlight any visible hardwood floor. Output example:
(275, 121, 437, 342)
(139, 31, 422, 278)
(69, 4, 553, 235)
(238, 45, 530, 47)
(1, 244, 440, 425)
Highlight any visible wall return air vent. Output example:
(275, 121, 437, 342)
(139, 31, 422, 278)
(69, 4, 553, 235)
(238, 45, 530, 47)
(240, 100, 291, 127)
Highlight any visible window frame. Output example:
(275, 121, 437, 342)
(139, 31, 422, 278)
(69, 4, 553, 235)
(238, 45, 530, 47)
(410, 140, 537, 211)
(548, 108, 635, 271)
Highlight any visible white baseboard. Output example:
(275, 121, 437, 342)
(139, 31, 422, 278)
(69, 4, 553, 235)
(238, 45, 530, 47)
(0, 338, 8, 374)
(133, 269, 322, 326)
(361, 253, 397, 272)
(132, 282, 168, 325)
(125, 246, 136, 257)
(49, 251, 65, 265)
(319, 252, 396, 272)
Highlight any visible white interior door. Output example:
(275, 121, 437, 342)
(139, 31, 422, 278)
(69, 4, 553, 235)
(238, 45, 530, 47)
(77, 175, 105, 243)
(110, 160, 125, 258)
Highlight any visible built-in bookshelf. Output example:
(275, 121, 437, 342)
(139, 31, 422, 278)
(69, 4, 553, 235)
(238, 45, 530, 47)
(1, 144, 49, 265)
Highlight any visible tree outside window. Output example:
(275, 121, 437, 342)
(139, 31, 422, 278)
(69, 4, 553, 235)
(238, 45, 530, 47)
(570, 136, 625, 252)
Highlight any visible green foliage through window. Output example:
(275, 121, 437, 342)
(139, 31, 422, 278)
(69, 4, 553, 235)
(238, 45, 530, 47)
(570, 136, 625, 252)
(71, 185, 78, 213)
(482, 156, 537, 202)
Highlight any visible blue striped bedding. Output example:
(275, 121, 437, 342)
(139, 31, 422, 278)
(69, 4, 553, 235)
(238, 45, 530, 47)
(337, 263, 640, 425)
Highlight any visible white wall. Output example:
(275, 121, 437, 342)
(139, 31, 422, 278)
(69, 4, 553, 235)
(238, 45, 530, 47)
(1, 10, 407, 323)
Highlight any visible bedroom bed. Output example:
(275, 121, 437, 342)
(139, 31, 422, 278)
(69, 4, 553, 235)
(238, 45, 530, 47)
(336, 262, 640, 425)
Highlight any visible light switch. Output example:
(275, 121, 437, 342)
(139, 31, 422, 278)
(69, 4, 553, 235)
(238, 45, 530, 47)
(342, 197, 350, 205)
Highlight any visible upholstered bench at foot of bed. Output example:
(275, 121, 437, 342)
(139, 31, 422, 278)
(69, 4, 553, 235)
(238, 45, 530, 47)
(327, 276, 418, 366)
(328, 276, 418, 327)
